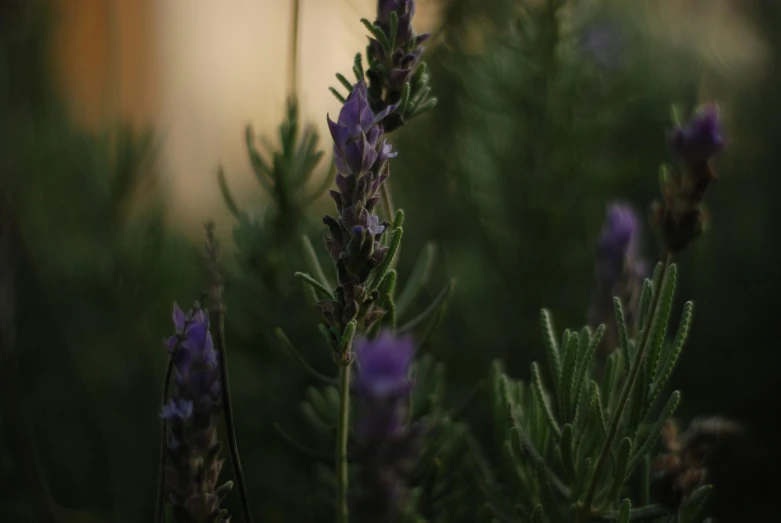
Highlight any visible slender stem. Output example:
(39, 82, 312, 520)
(336, 364, 351, 523)
(581, 252, 672, 517)
(154, 357, 174, 523)
(290, 0, 301, 98)
(214, 305, 255, 523)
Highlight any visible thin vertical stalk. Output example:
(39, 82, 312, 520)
(581, 252, 672, 517)
(289, 0, 301, 98)
(213, 304, 255, 523)
(154, 357, 174, 523)
(336, 364, 352, 523)
(204, 221, 254, 523)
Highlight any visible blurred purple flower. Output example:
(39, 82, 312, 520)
(351, 330, 421, 521)
(669, 104, 725, 165)
(589, 204, 648, 354)
(596, 203, 640, 274)
(354, 331, 414, 400)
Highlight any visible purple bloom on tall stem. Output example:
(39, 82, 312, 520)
(669, 104, 725, 166)
(161, 302, 230, 522)
(351, 331, 422, 521)
(327, 81, 396, 176)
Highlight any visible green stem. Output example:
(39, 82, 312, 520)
(336, 363, 351, 523)
(581, 252, 672, 518)
(154, 357, 174, 523)
(214, 305, 255, 523)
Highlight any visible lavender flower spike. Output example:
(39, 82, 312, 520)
(669, 104, 725, 165)
(162, 302, 231, 523)
(351, 331, 423, 521)
(319, 81, 399, 335)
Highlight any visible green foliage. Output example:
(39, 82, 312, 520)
(469, 262, 706, 522)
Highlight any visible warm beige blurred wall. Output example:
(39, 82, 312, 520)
(53, 0, 157, 127)
(51, 0, 439, 233)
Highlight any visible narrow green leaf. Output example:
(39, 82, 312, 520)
(335, 72, 353, 93)
(540, 309, 562, 392)
(531, 505, 545, 523)
(560, 329, 580, 422)
(589, 381, 608, 438)
(560, 423, 575, 482)
(328, 87, 346, 103)
(216, 166, 242, 219)
(409, 97, 438, 118)
(627, 391, 681, 475)
(352, 52, 364, 82)
(614, 298, 631, 374)
(301, 235, 332, 290)
(397, 279, 454, 334)
(389, 11, 399, 49)
(574, 324, 605, 411)
(244, 125, 275, 193)
(275, 328, 337, 385)
(650, 301, 693, 404)
(360, 18, 390, 51)
(608, 438, 633, 502)
(395, 242, 437, 316)
(294, 271, 334, 300)
(617, 498, 631, 523)
(531, 362, 561, 438)
(340, 321, 357, 356)
(398, 82, 412, 114)
(410, 62, 428, 93)
(370, 226, 403, 292)
(536, 457, 558, 514)
(647, 264, 678, 384)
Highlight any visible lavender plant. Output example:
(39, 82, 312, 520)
(269, 1, 477, 521)
(472, 106, 727, 523)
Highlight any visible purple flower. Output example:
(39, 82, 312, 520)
(597, 203, 640, 270)
(351, 331, 422, 520)
(669, 104, 726, 165)
(327, 81, 396, 175)
(161, 301, 230, 521)
(161, 398, 194, 421)
(589, 203, 648, 353)
(354, 331, 415, 399)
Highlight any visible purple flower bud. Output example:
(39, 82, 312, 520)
(669, 104, 725, 165)
(327, 81, 397, 176)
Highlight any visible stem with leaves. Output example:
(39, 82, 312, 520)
(205, 223, 255, 523)
(580, 252, 672, 518)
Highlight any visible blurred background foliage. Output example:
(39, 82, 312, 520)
(0, 0, 779, 521)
